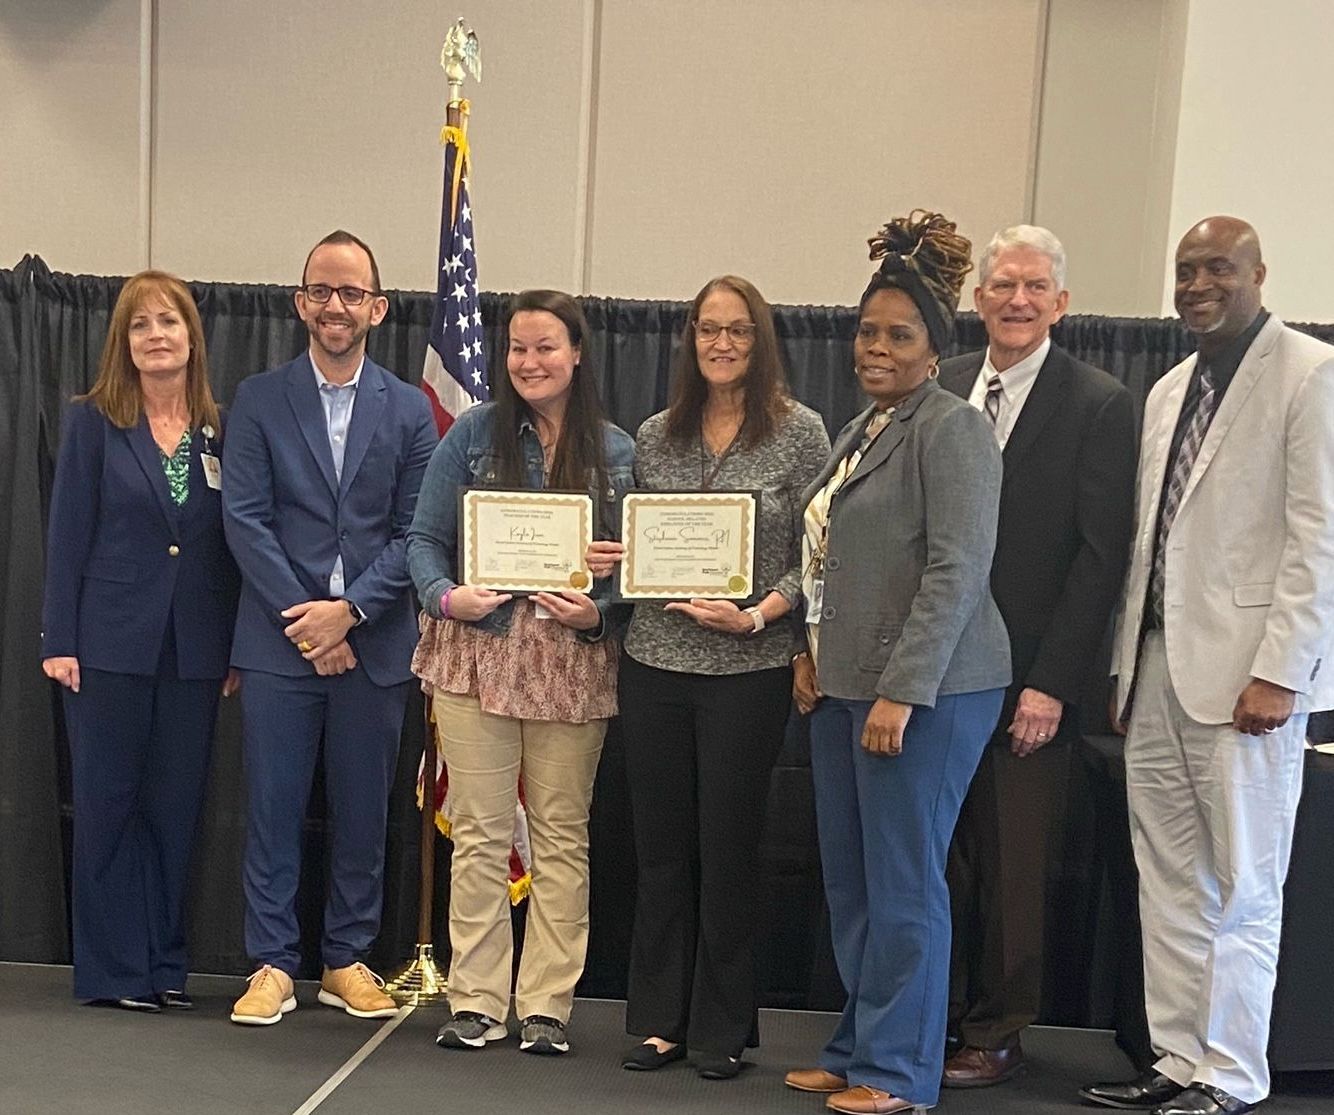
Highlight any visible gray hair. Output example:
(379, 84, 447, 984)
(978, 225, 1067, 291)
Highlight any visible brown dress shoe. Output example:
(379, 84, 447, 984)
(785, 1067, 849, 1093)
(941, 1043, 1024, 1088)
(825, 1085, 927, 1114)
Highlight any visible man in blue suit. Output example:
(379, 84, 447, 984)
(223, 230, 437, 1025)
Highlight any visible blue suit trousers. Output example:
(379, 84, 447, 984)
(66, 632, 219, 1000)
(239, 666, 409, 974)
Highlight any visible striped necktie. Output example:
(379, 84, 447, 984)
(1150, 364, 1217, 625)
(984, 374, 1003, 429)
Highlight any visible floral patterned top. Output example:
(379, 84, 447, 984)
(413, 600, 618, 723)
(160, 429, 192, 506)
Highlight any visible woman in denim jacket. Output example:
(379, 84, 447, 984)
(407, 289, 634, 1056)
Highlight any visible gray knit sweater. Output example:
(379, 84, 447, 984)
(623, 402, 831, 675)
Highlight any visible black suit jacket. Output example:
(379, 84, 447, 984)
(938, 343, 1137, 740)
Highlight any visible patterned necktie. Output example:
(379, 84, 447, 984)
(1150, 364, 1217, 624)
(984, 374, 1003, 429)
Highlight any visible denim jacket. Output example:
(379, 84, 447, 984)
(406, 401, 636, 639)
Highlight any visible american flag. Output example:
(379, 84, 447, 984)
(417, 118, 531, 903)
(420, 128, 488, 435)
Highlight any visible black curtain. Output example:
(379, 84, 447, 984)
(5, 255, 1334, 1019)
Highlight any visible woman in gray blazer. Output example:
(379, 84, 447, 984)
(783, 212, 1011, 1115)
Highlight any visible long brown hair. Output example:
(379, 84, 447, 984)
(491, 289, 609, 501)
(80, 270, 219, 431)
(665, 275, 791, 446)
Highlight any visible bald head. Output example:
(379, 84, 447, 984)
(1174, 216, 1266, 351)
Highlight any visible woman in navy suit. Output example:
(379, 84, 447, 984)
(41, 270, 240, 1011)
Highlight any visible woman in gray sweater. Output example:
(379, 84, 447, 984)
(591, 275, 829, 1079)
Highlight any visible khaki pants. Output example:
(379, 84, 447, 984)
(434, 692, 606, 1024)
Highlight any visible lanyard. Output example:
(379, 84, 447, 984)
(809, 408, 894, 575)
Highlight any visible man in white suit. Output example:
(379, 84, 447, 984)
(1080, 217, 1334, 1115)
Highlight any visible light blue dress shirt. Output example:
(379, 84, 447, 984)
(312, 356, 362, 600)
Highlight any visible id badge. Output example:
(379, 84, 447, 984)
(533, 602, 553, 620)
(805, 578, 824, 625)
(201, 453, 222, 490)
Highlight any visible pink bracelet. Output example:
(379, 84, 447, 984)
(442, 587, 455, 620)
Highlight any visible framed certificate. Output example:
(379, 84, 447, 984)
(616, 490, 759, 601)
(458, 488, 594, 594)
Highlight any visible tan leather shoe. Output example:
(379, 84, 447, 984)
(317, 962, 398, 1019)
(942, 1042, 1024, 1088)
(825, 1085, 927, 1114)
(786, 1067, 850, 1093)
(230, 965, 296, 1025)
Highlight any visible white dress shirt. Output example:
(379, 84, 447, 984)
(966, 336, 1051, 448)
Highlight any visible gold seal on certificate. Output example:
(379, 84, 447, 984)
(618, 491, 758, 600)
(459, 489, 594, 593)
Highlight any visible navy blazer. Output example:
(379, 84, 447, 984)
(41, 400, 240, 679)
(222, 353, 438, 687)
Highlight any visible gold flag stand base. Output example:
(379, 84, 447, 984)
(383, 943, 449, 1006)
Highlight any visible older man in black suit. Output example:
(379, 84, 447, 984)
(938, 225, 1137, 1087)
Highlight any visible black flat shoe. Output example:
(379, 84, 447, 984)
(696, 1053, 743, 1080)
(622, 1041, 686, 1071)
(1151, 1084, 1256, 1115)
(1080, 1069, 1183, 1109)
(159, 990, 194, 1010)
(113, 996, 162, 1013)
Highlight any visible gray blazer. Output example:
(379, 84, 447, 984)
(801, 379, 1011, 706)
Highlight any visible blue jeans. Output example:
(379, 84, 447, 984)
(809, 689, 1003, 1105)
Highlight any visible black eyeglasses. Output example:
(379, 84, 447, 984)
(300, 284, 381, 306)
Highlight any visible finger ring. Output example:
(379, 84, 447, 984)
(298, 640, 314, 653)
(1037, 732, 1047, 739)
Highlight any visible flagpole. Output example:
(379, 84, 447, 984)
(384, 17, 483, 1007)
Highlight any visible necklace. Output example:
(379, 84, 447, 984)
(698, 425, 743, 490)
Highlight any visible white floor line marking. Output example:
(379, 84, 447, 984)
(291, 1004, 415, 1115)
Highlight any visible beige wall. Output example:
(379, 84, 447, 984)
(0, 0, 146, 275)
(5, 0, 1329, 318)
(1031, 0, 1186, 316)
(1, 0, 1045, 304)
(1163, 0, 1334, 323)
(588, 0, 1045, 304)
(150, 0, 592, 290)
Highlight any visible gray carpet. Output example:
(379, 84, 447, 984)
(2, 963, 1330, 1114)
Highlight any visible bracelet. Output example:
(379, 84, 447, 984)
(744, 605, 765, 635)
(442, 587, 455, 620)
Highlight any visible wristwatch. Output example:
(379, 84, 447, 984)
(345, 598, 366, 626)
(744, 605, 765, 635)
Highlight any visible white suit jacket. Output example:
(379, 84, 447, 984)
(1113, 315, 1334, 724)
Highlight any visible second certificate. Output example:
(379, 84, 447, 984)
(618, 490, 758, 601)
(459, 488, 594, 594)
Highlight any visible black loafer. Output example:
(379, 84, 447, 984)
(696, 1053, 743, 1080)
(622, 1041, 686, 1071)
(1151, 1083, 1256, 1115)
(1080, 1069, 1183, 1109)
(159, 990, 194, 1010)
(113, 996, 162, 1013)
